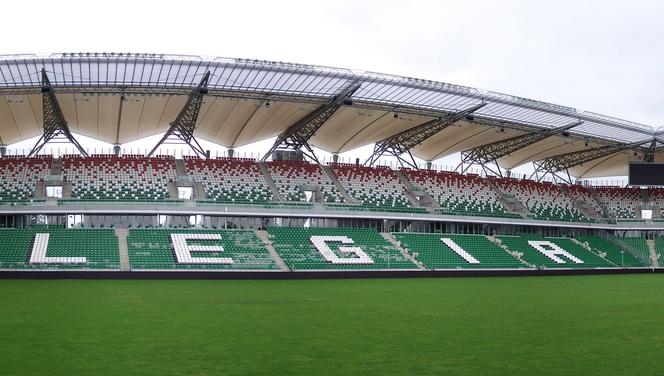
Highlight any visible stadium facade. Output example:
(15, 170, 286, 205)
(0, 52, 663, 274)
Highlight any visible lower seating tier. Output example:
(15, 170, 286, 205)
(393, 233, 527, 269)
(268, 227, 418, 270)
(654, 237, 664, 262)
(497, 234, 614, 268)
(0, 226, 119, 269)
(127, 229, 279, 270)
(576, 235, 648, 267)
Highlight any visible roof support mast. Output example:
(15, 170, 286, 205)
(261, 82, 361, 163)
(365, 103, 486, 169)
(457, 120, 583, 176)
(531, 139, 652, 184)
(147, 71, 211, 158)
(643, 139, 659, 163)
(29, 69, 88, 157)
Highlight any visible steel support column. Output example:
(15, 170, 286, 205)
(147, 71, 211, 158)
(365, 103, 486, 169)
(643, 139, 658, 163)
(261, 82, 361, 163)
(458, 120, 583, 176)
(29, 69, 88, 157)
(531, 139, 651, 184)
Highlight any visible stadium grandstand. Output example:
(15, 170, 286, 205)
(1, 52, 664, 273)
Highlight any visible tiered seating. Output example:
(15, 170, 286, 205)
(654, 237, 664, 262)
(591, 186, 642, 219)
(647, 188, 664, 215)
(497, 234, 614, 268)
(63, 155, 176, 201)
(576, 235, 646, 267)
(392, 233, 526, 269)
(127, 229, 279, 270)
(403, 169, 518, 218)
(0, 156, 51, 201)
(185, 157, 273, 204)
(267, 160, 343, 203)
(490, 177, 587, 222)
(565, 185, 604, 217)
(0, 226, 119, 269)
(330, 163, 422, 212)
(619, 237, 652, 265)
(268, 227, 418, 270)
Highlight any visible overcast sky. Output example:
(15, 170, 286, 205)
(3, 0, 662, 178)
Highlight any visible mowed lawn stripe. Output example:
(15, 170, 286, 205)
(0, 276, 663, 376)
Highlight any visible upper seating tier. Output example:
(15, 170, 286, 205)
(403, 169, 518, 218)
(0, 156, 51, 201)
(591, 186, 642, 219)
(63, 155, 176, 201)
(267, 160, 343, 203)
(490, 177, 588, 222)
(330, 163, 423, 213)
(564, 185, 604, 217)
(185, 157, 273, 204)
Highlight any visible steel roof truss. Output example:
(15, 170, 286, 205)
(365, 102, 487, 169)
(28, 69, 88, 157)
(147, 71, 211, 158)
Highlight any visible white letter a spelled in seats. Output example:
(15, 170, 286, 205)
(527, 240, 583, 264)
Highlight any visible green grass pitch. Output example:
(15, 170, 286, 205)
(1, 275, 663, 375)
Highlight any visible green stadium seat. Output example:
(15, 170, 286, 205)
(653, 237, 664, 263)
(0, 226, 119, 269)
(127, 229, 279, 270)
(497, 234, 614, 268)
(393, 233, 527, 269)
(268, 227, 418, 270)
(576, 235, 647, 267)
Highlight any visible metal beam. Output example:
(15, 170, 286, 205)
(531, 139, 651, 184)
(643, 139, 658, 163)
(148, 71, 211, 158)
(458, 120, 583, 176)
(28, 69, 88, 157)
(261, 82, 361, 163)
(365, 102, 486, 169)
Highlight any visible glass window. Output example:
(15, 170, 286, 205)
(46, 186, 62, 198)
(178, 187, 193, 200)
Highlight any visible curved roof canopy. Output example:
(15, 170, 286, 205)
(0, 52, 659, 177)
